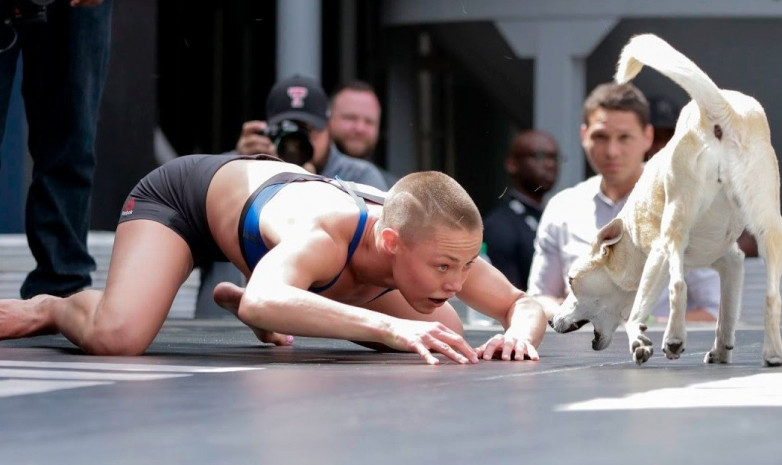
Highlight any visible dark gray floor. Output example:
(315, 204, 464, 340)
(1, 320, 781, 464)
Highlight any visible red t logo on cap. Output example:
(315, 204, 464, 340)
(287, 86, 309, 108)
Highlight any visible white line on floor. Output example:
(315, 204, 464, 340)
(0, 380, 112, 398)
(0, 368, 188, 381)
(0, 359, 265, 399)
(0, 360, 264, 373)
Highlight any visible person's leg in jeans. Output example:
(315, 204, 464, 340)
(20, 1, 112, 298)
(0, 25, 22, 168)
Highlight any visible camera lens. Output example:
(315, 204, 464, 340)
(268, 120, 313, 166)
(277, 131, 313, 166)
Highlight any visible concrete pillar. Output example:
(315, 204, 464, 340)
(277, 0, 322, 80)
(496, 18, 617, 193)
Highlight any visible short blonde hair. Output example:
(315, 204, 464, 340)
(380, 171, 482, 243)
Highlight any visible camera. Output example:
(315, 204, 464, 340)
(0, 0, 56, 53)
(264, 120, 313, 167)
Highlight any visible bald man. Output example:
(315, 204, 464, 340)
(483, 130, 560, 290)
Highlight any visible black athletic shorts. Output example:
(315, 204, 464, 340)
(117, 154, 278, 266)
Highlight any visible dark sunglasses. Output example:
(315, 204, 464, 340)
(522, 150, 560, 162)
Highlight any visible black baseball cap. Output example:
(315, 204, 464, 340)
(648, 95, 680, 129)
(266, 75, 328, 129)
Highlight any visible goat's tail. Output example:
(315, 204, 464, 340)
(615, 33, 733, 126)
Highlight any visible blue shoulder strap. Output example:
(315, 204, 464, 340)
(240, 182, 287, 270)
(309, 176, 368, 293)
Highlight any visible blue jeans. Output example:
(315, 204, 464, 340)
(0, 0, 112, 298)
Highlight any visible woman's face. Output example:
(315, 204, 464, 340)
(391, 224, 483, 314)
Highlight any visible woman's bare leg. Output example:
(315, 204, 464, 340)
(0, 294, 65, 339)
(0, 220, 194, 355)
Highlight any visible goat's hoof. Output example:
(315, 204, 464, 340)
(631, 335, 654, 365)
(704, 346, 731, 364)
(663, 338, 685, 360)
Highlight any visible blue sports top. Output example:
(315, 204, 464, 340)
(238, 172, 385, 293)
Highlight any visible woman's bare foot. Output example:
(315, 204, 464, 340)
(212, 281, 244, 314)
(251, 328, 294, 346)
(212, 282, 293, 346)
(0, 295, 58, 339)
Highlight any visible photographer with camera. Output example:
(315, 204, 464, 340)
(0, 0, 112, 299)
(236, 75, 388, 191)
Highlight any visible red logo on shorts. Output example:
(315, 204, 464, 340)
(121, 197, 135, 217)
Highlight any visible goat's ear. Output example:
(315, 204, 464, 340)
(596, 218, 624, 253)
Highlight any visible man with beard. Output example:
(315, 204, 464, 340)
(328, 80, 398, 186)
